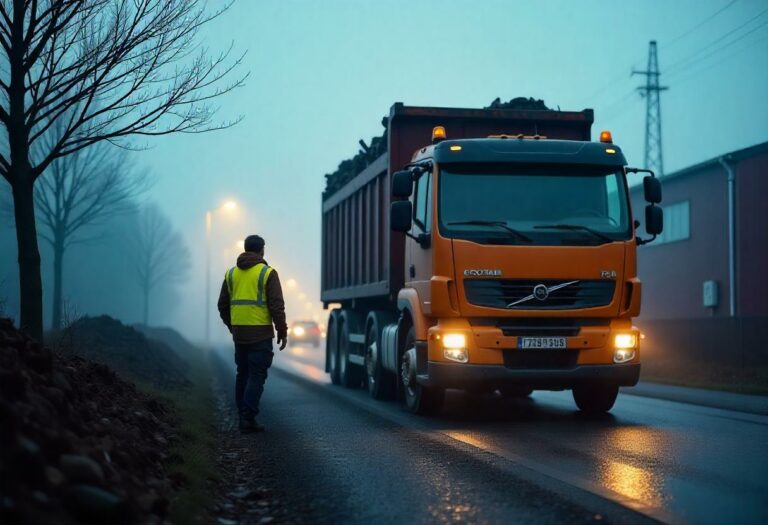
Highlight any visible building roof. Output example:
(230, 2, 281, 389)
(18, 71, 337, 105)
(660, 139, 768, 182)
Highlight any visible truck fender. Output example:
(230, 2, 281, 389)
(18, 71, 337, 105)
(397, 288, 430, 341)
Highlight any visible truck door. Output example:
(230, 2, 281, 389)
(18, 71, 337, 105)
(406, 169, 433, 310)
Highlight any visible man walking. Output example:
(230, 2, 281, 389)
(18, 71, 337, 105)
(218, 234, 287, 433)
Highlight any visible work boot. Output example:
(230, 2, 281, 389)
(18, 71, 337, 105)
(239, 416, 265, 434)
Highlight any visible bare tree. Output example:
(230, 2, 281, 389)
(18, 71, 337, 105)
(35, 135, 148, 329)
(131, 203, 189, 326)
(0, 0, 246, 340)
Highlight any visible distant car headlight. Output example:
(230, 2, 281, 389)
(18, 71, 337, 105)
(293, 326, 305, 337)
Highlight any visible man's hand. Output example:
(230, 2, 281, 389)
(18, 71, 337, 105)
(277, 334, 287, 351)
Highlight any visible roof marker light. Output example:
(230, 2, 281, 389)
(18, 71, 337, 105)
(450, 145, 462, 151)
(600, 130, 613, 143)
(432, 126, 447, 143)
(605, 148, 616, 154)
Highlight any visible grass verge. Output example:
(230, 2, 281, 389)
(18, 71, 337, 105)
(140, 345, 217, 524)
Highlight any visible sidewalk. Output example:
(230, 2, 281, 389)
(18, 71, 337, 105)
(626, 382, 768, 416)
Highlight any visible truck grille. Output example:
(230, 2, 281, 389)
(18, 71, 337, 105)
(464, 279, 615, 310)
(496, 318, 610, 337)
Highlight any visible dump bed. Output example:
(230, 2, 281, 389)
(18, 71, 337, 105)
(320, 103, 594, 305)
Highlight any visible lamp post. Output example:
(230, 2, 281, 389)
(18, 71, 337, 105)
(205, 200, 239, 344)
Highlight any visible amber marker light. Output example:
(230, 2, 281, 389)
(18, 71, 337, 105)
(432, 126, 447, 143)
(600, 130, 613, 143)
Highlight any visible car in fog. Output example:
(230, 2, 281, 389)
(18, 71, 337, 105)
(289, 320, 322, 347)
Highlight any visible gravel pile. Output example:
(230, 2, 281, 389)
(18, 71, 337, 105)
(0, 318, 177, 524)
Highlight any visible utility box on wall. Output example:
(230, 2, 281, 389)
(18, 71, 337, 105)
(703, 280, 719, 308)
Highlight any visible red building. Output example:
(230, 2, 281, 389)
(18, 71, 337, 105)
(629, 140, 768, 376)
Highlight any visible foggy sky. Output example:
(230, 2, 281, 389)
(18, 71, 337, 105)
(3, 0, 768, 344)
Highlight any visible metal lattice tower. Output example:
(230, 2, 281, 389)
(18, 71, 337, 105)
(633, 41, 668, 176)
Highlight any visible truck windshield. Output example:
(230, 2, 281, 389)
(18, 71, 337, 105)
(438, 164, 631, 245)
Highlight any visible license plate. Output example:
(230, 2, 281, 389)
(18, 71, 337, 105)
(517, 337, 567, 349)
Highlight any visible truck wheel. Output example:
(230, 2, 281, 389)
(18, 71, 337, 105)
(327, 314, 341, 385)
(339, 318, 363, 388)
(365, 320, 395, 400)
(500, 386, 533, 398)
(572, 384, 619, 413)
(401, 327, 444, 415)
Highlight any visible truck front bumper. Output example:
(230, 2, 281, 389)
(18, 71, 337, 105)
(417, 362, 640, 390)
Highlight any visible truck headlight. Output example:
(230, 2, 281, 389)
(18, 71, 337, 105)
(442, 333, 468, 363)
(442, 333, 466, 349)
(614, 333, 637, 349)
(614, 348, 636, 363)
(444, 348, 469, 363)
(613, 333, 637, 363)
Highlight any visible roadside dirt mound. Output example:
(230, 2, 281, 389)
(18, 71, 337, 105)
(0, 318, 176, 524)
(55, 316, 190, 389)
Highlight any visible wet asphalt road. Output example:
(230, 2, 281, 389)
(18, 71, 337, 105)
(230, 344, 768, 525)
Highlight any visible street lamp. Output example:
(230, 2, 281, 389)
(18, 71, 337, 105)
(205, 200, 240, 344)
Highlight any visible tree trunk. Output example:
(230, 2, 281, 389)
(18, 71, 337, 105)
(143, 284, 150, 326)
(8, 0, 43, 341)
(12, 178, 44, 340)
(51, 236, 64, 329)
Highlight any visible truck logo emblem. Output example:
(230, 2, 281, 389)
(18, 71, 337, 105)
(600, 270, 617, 279)
(507, 280, 580, 308)
(464, 269, 502, 277)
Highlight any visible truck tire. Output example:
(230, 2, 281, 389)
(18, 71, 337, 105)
(401, 327, 444, 415)
(572, 384, 619, 413)
(364, 313, 396, 400)
(327, 312, 341, 385)
(339, 314, 363, 388)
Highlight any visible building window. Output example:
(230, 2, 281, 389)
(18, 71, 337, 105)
(654, 200, 690, 245)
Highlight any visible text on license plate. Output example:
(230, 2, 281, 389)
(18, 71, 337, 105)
(518, 337, 567, 349)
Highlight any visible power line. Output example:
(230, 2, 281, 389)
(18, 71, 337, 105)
(667, 18, 768, 80)
(580, 2, 740, 107)
(665, 0, 740, 48)
(672, 29, 768, 87)
(666, 6, 768, 74)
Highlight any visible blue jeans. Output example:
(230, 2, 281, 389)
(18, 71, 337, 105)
(234, 339, 274, 418)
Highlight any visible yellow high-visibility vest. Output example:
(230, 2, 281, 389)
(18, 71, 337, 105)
(226, 263, 274, 326)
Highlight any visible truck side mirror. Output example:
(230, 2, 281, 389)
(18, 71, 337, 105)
(392, 171, 414, 197)
(643, 175, 662, 204)
(645, 205, 663, 236)
(390, 201, 413, 232)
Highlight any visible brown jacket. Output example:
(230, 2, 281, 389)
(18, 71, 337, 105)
(217, 253, 288, 344)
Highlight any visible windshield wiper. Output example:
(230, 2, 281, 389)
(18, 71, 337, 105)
(533, 223, 614, 243)
(447, 220, 532, 243)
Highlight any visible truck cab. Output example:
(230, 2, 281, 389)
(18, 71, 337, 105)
(390, 131, 662, 413)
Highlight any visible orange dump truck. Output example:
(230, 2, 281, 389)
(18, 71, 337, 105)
(321, 103, 663, 414)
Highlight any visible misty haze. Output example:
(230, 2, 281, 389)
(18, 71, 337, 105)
(0, 1, 767, 524)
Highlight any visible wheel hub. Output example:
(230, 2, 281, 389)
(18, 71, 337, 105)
(366, 340, 377, 380)
(401, 347, 417, 396)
